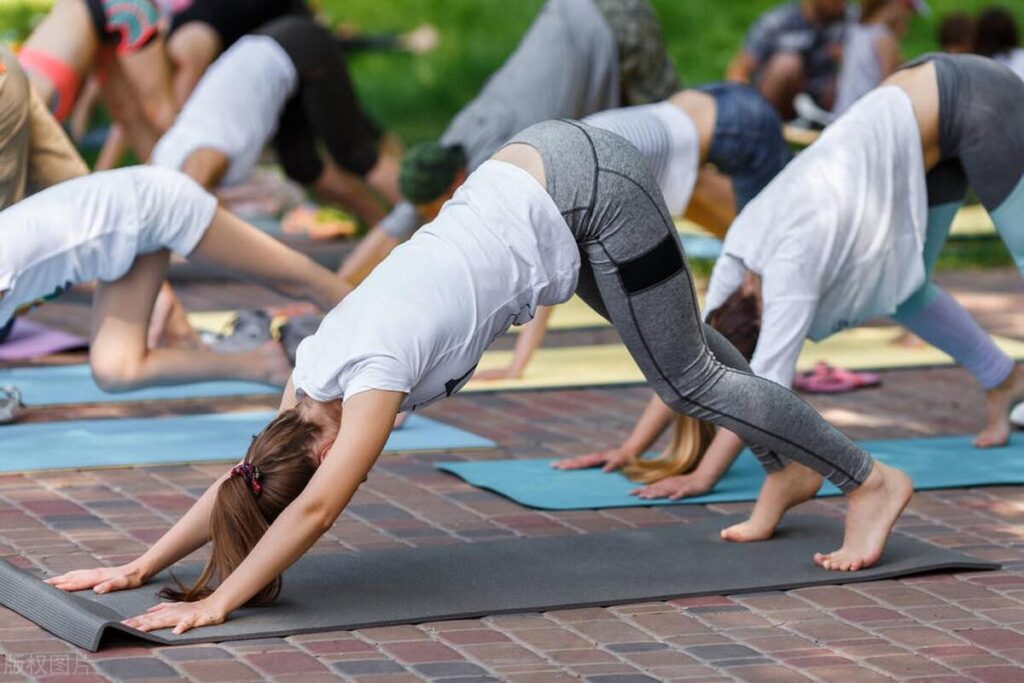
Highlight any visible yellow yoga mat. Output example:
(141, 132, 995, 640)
(466, 326, 1024, 393)
(187, 312, 289, 337)
(950, 204, 995, 238)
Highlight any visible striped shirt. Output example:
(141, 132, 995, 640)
(584, 101, 699, 216)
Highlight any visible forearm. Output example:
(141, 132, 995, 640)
(726, 52, 754, 82)
(691, 429, 745, 485)
(205, 390, 402, 616)
(506, 306, 553, 375)
(134, 472, 228, 578)
(337, 228, 400, 285)
(621, 395, 676, 457)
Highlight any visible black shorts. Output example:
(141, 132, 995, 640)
(169, 0, 310, 49)
(259, 16, 381, 182)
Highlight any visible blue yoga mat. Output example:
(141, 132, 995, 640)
(679, 233, 722, 261)
(0, 364, 279, 406)
(1, 413, 494, 473)
(437, 433, 1024, 510)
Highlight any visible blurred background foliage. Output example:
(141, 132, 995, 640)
(1, 0, 1022, 142)
(0, 0, 1019, 267)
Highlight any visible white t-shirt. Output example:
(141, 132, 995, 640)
(584, 101, 700, 217)
(0, 167, 217, 327)
(293, 161, 580, 412)
(704, 86, 927, 388)
(995, 48, 1024, 83)
(151, 36, 298, 187)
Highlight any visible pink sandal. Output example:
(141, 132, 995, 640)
(794, 362, 881, 394)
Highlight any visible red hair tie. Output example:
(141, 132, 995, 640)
(231, 462, 263, 496)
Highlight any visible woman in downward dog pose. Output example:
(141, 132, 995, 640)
(48, 120, 911, 635)
(476, 82, 790, 380)
(566, 53, 1024, 503)
(151, 15, 400, 227)
(0, 167, 349, 392)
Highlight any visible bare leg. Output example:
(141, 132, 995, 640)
(188, 208, 351, 311)
(147, 282, 203, 350)
(978, 365, 1024, 448)
(336, 226, 400, 285)
(720, 462, 823, 541)
(684, 167, 736, 238)
(814, 462, 913, 571)
(311, 159, 388, 226)
(181, 148, 230, 189)
(90, 251, 291, 391)
(166, 23, 220, 106)
(20, 0, 98, 110)
(756, 51, 804, 119)
(365, 136, 403, 205)
(115, 38, 178, 158)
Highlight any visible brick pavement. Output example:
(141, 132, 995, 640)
(0, 268, 1022, 681)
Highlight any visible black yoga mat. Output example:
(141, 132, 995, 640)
(0, 515, 995, 651)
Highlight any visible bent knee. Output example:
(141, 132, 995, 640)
(91, 356, 145, 393)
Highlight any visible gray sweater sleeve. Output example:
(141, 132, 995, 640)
(378, 201, 423, 240)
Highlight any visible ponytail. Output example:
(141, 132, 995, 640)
(622, 416, 716, 484)
(160, 410, 322, 605)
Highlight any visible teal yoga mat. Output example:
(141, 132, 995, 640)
(0, 364, 279, 406)
(1, 413, 494, 473)
(437, 433, 1024, 510)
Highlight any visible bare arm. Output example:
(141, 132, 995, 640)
(125, 389, 404, 634)
(875, 32, 902, 79)
(48, 383, 301, 594)
(727, 51, 757, 83)
(46, 469, 230, 592)
(336, 227, 401, 286)
(553, 394, 675, 471)
(633, 428, 745, 499)
(474, 306, 554, 381)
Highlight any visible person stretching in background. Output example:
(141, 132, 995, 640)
(726, 0, 851, 118)
(974, 6, 1024, 82)
(476, 83, 790, 381)
(0, 167, 350, 392)
(46, 123, 915, 639)
(18, 0, 177, 162)
(936, 12, 975, 54)
(151, 15, 400, 228)
(0, 47, 90, 346)
(833, 0, 927, 116)
(563, 54, 1024, 504)
(336, 0, 679, 287)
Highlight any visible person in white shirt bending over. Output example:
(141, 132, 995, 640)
(46, 120, 916, 638)
(0, 167, 349, 392)
(151, 15, 400, 227)
(560, 54, 1024, 520)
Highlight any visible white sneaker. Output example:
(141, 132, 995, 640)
(1011, 402, 1024, 429)
(0, 386, 21, 424)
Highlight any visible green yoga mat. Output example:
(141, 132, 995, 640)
(437, 433, 1024, 510)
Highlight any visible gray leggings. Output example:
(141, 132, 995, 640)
(896, 53, 1024, 314)
(507, 120, 873, 492)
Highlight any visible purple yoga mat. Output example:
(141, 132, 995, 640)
(0, 320, 87, 361)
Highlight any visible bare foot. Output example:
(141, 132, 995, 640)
(251, 341, 293, 386)
(721, 462, 823, 542)
(976, 365, 1024, 448)
(814, 462, 913, 572)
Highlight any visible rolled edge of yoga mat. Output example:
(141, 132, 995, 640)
(0, 561, 124, 652)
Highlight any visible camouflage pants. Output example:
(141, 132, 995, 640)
(592, 0, 680, 106)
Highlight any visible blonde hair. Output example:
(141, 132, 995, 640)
(622, 416, 716, 483)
